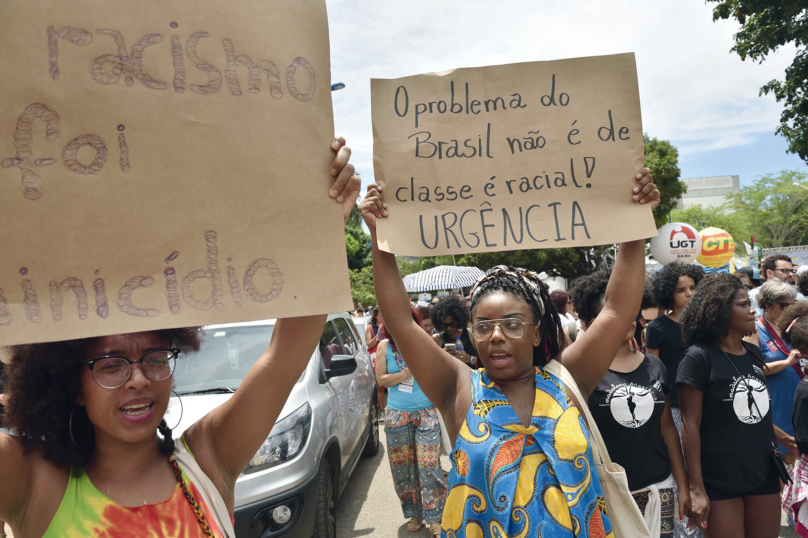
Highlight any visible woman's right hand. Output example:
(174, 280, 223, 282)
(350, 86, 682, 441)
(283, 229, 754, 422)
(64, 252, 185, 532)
(786, 349, 802, 367)
(687, 487, 709, 531)
(359, 183, 388, 233)
(400, 367, 412, 380)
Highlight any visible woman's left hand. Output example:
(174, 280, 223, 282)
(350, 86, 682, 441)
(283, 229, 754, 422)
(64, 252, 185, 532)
(677, 487, 691, 524)
(454, 350, 472, 364)
(632, 167, 660, 210)
(329, 137, 361, 225)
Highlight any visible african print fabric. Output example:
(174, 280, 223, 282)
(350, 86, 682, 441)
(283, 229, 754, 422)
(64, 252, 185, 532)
(42, 465, 224, 538)
(442, 367, 613, 538)
(633, 488, 674, 538)
(385, 406, 449, 524)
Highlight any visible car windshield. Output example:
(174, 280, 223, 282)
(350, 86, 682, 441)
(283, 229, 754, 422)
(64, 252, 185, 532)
(173, 324, 276, 395)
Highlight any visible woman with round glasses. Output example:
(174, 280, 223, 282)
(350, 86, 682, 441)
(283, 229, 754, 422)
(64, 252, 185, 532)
(0, 138, 360, 538)
(571, 270, 689, 538)
(360, 168, 660, 538)
(746, 280, 801, 457)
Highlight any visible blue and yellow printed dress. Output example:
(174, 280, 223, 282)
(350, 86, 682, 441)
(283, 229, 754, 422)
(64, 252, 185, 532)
(441, 366, 613, 538)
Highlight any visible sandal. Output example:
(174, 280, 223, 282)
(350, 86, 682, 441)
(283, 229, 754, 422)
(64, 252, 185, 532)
(407, 517, 423, 532)
(429, 522, 441, 537)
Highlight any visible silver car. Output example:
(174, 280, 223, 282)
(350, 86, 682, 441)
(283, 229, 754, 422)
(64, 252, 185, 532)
(171, 313, 379, 538)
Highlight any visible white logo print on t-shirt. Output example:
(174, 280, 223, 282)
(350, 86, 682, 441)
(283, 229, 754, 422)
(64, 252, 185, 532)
(729, 375, 770, 425)
(607, 384, 655, 428)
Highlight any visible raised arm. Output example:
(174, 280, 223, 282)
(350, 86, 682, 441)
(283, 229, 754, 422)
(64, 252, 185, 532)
(561, 169, 659, 397)
(361, 185, 469, 434)
(0, 434, 31, 526)
(187, 137, 360, 500)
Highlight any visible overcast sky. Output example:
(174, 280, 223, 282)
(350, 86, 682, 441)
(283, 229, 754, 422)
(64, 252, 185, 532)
(326, 0, 806, 190)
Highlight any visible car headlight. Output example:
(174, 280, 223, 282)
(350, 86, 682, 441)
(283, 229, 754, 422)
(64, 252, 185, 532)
(243, 403, 312, 474)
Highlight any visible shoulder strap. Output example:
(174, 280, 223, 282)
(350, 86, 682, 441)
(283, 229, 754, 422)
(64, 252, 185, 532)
(543, 360, 612, 466)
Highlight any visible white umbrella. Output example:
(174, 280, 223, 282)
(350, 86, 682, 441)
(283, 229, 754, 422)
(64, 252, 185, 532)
(403, 265, 485, 292)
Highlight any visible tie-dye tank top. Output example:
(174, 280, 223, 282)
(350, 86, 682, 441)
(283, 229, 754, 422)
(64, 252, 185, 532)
(441, 366, 613, 538)
(42, 460, 225, 538)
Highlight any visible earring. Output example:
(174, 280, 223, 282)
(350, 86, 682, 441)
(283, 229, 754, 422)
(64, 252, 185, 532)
(166, 390, 184, 430)
(69, 407, 79, 447)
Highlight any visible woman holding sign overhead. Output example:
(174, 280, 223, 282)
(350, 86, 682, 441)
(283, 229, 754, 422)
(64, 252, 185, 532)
(0, 138, 360, 538)
(360, 168, 661, 538)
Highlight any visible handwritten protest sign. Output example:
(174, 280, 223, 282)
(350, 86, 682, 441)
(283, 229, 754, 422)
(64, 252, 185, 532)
(371, 53, 657, 256)
(0, 0, 352, 346)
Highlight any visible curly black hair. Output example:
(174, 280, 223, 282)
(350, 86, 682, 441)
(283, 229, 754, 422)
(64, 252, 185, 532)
(470, 269, 564, 365)
(680, 273, 745, 346)
(641, 279, 658, 310)
(761, 254, 793, 277)
(779, 302, 808, 350)
(4, 328, 202, 468)
(430, 295, 470, 331)
(651, 262, 705, 312)
(569, 271, 611, 325)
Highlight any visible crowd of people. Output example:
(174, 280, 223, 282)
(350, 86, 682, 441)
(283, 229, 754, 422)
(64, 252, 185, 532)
(1, 141, 808, 538)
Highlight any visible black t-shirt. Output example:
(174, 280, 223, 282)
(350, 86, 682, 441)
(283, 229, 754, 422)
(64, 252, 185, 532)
(677, 342, 774, 494)
(646, 316, 686, 408)
(792, 378, 808, 454)
(588, 353, 672, 491)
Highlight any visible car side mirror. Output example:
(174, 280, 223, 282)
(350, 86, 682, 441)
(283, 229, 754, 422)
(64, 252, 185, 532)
(326, 356, 358, 379)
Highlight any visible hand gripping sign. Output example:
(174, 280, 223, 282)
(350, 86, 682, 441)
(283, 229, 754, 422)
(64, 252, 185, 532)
(371, 53, 657, 256)
(0, 0, 352, 346)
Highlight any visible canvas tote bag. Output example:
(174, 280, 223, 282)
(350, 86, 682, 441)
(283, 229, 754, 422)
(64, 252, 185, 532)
(544, 359, 652, 538)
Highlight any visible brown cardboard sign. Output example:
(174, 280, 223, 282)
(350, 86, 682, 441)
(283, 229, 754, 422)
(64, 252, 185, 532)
(0, 0, 352, 346)
(371, 53, 657, 256)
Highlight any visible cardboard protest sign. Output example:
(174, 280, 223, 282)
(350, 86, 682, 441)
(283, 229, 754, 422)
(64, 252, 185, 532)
(371, 53, 657, 256)
(0, 0, 353, 346)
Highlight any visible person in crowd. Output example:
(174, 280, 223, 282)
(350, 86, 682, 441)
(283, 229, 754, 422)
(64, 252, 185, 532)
(745, 280, 801, 457)
(638, 280, 662, 352)
(430, 296, 441, 306)
(780, 303, 808, 536)
(647, 262, 705, 423)
(550, 290, 576, 329)
(418, 305, 434, 335)
(0, 137, 360, 538)
(677, 274, 797, 537)
(752, 255, 797, 316)
(430, 296, 478, 368)
(734, 271, 754, 291)
(354, 306, 366, 318)
(572, 271, 689, 538)
(799, 272, 808, 301)
(736, 266, 761, 289)
(366, 307, 387, 412)
(360, 168, 660, 537)
(374, 307, 447, 537)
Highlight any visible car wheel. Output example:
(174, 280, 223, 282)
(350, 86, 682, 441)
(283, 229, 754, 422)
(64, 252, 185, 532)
(362, 398, 380, 456)
(312, 459, 336, 538)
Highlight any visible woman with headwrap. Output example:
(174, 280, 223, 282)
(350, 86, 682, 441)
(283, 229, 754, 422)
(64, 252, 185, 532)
(360, 168, 661, 538)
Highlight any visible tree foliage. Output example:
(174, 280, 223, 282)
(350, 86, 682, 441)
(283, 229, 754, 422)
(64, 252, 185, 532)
(644, 135, 687, 227)
(349, 266, 375, 307)
(725, 169, 808, 247)
(709, 0, 808, 161)
(345, 205, 372, 270)
(670, 204, 753, 249)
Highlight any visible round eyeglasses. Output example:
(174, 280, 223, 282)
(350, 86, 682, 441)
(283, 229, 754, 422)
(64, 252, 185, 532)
(471, 319, 535, 342)
(83, 349, 181, 389)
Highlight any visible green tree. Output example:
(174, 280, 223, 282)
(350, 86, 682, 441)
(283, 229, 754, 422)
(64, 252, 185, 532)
(349, 266, 376, 307)
(644, 134, 687, 227)
(670, 204, 753, 248)
(345, 205, 372, 270)
(709, 0, 808, 161)
(725, 170, 808, 247)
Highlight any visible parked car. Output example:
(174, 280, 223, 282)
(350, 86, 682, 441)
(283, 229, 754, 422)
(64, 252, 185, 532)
(171, 313, 379, 538)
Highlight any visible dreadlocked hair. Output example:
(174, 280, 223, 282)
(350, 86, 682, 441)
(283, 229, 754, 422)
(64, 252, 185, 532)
(470, 268, 564, 365)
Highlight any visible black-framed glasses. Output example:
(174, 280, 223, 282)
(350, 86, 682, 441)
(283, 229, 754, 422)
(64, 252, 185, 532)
(777, 302, 796, 310)
(443, 321, 460, 330)
(83, 349, 181, 389)
(776, 268, 798, 275)
(471, 318, 535, 342)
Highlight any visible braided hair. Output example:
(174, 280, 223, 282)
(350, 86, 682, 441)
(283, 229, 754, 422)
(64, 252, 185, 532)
(470, 266, 564, 365)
